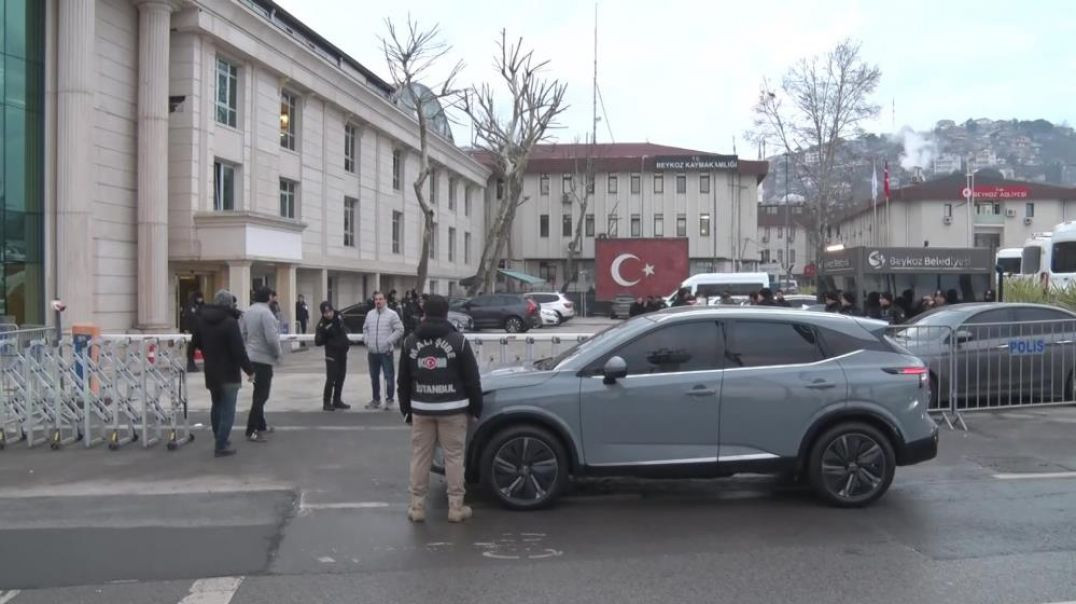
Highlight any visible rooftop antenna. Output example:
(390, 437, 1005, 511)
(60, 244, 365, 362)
(591, 2, 598, 147)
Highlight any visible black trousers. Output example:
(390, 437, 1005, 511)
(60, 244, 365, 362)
(185, 334, 197, 368)
(323, 355, 347, 405)
(246, 363, 273, 436)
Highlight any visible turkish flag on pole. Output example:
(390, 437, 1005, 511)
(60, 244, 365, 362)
(883, 160, 890, 200)
(595, 238, 690, 300)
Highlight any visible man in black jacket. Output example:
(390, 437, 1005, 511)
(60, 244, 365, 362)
(190, 289, 254, 457)
(295, 295, 310, 334)
(315, 302, 351, 411)
(398, 295, 483, 523)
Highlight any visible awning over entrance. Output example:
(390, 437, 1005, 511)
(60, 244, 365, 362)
(497, 269, 547, 285)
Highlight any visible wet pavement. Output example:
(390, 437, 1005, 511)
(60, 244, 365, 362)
(3, 394, 1076, 602)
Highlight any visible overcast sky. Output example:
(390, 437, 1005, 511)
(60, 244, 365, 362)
(276, 0, 1076, 155)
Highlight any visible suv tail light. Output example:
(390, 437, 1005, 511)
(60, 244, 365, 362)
(526, 299, 538, 315)
(883, 366, 928, 388)
(564, 302, 574, 309)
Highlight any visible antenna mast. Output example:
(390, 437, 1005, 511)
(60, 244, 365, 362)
(592, 3, 598, 146)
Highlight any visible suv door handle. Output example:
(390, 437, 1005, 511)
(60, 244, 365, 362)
(805, 381, 836, 390)
(685, 388, 717, 397)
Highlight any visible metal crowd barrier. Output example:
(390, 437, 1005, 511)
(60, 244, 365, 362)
(889, 317, 1076, 430)
(0, 333, 192, 451)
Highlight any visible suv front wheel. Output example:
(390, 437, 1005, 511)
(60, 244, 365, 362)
(807, 422, 895, 508)
(480, 425, 568, 510)
(504, 316, 525, 333)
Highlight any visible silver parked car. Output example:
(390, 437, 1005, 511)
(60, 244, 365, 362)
(894, 302, 1076, 407)
(458, 307, 938, 510)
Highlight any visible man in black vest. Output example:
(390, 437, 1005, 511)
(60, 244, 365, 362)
(398, 295, 483, 523)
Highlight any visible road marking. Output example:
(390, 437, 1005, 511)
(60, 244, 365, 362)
(0, 590, 20, 604)
(301, 501, 392, 510)
(178, 577, 243, 604)
(993, 471, 1076, 480)
(317, 557, 336, 564)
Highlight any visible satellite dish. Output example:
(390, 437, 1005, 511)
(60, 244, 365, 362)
(396, 83, 454, 143)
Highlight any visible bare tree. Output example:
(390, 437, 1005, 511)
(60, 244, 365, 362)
(382, 17, 463, 295)
(462, 31, 568, 295)
(561, 142, 595, 293)
(753, 39, 881, 277)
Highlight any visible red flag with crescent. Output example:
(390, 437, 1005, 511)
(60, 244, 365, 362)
(595, 238, 689, 301)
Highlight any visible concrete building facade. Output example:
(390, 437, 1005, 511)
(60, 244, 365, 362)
(491, 143, 768, 291)
(41, 0, 488, 331)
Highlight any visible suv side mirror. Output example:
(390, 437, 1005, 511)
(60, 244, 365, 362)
(602, 356, 628, 385)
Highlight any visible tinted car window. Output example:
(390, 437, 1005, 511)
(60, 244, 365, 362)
(532, 294, 558, 303)
(610, 321, 723, 375)
(816, 326, 889, 356)
(964, 308, 1014, 339)
(1011, 307, 1074, 322)
(470, 296, 494, 307)
(728, 321, 823, 367)
(498, 295, 521, 306)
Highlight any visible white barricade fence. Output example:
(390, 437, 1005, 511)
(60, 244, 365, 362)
(0, 333, 193, 451)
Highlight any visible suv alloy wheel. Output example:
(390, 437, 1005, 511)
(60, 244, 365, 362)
(807, 422, 896, 507)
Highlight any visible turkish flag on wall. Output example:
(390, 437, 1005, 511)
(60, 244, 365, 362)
(595, 238, 690, 300)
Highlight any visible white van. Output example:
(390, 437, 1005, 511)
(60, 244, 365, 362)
(1021, 226, 1076, 289)
(667, 272, 770, 305)
(995, 247, 1022, 275)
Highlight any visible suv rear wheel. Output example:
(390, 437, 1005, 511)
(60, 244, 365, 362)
(807, 422, 895, 508)
(504, 316, 525, 333)
(480, 425, 568, 510)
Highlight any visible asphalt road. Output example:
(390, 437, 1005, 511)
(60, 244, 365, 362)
(3, 407, 1076, 603)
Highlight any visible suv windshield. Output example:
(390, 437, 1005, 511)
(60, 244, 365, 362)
(533, 318, 644, 370)
(1053, 242, 1076, 273)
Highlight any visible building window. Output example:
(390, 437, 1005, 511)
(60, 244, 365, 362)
(761, 250, 770, 264)
(343, 197, 357, 247)
(700, 174, 710, 194)
(538, 261, 557, 285)
(608, 175, 618, 194)
(279, 178, 297, 219)
(777, 249, 784, 265)
(430, 222, 438, 259)
(630, 173, 640, 194)
(280, 90, 297, 150)
(630, 214, 641, 237)
(700, 213, 711, 237)
(788, 227, 796, 242)
(496, 179, 505, 200)
(585, 214, 595, 237)
(789, 249, 796, 266)
(777, 227, 783, 239)
(344, 123, 357, 173)
(676, 174, 687, 194)
(392, 149, 402, 190)
(540, 214, 549, 238)
(213, 161, 236, 211)
(654, 173, 664, 194)
(465, 187, 472, 216)
(215, 57, 238, 128)
(562, 173, 572, 192)
(392, 211, 402, 254)
(586, 175, 595, 195)
(562, 214, 572, 237)
(448, 178, 457, 211)
(448, 227, 457, 262)
(430, 280, 439, 294)
(676, 213, 687, 237)
(607, 214, 619, 237)
(654, 214, 664, 237)
(944, 203, 952, 218)
(464, 232, 472, 264)
(540, 174, 550, 196)
(429, 170, 438, 205)
(1026, 202, 1035, 218)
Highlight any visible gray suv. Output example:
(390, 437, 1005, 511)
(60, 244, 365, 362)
(460, 307, 938, 509)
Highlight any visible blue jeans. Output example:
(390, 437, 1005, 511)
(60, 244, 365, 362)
(368, 352, 395, 401)
(210, 383, 240, 451)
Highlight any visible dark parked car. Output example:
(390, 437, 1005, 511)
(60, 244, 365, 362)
(338, 302, 473, 337)
(456, 294, 538, 333)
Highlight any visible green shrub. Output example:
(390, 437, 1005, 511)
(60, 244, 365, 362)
(1001, 276, 1076, 309)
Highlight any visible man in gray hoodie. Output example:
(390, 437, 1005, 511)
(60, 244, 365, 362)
(241, 287, 282, 442)
(363, 291, 404, 410)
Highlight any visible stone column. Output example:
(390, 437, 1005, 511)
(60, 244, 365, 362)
(56, 0, 96, 326)
(316, 269, 329, 306)
(275, 264, 297, 333)
(135, 1, 175, 330)
(227, 261, 251, 310)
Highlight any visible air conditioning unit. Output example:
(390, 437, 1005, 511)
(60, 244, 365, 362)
(1024, 217, 1033, 225)
(943, 216, 953, 225)
(1005, 208, 1017, 218)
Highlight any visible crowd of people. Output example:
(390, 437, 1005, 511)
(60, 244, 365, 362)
(818, 287, 996, 324)
(185, 287, 482, 524)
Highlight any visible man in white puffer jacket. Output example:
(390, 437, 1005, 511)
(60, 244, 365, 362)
(363, 291, 404, 410)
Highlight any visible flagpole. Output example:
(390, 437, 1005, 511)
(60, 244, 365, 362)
(871, 160, 878, 246)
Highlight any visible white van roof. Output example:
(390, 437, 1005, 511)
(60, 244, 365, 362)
(681, 272, 769, 286)
(996, 248, 1022, 259)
